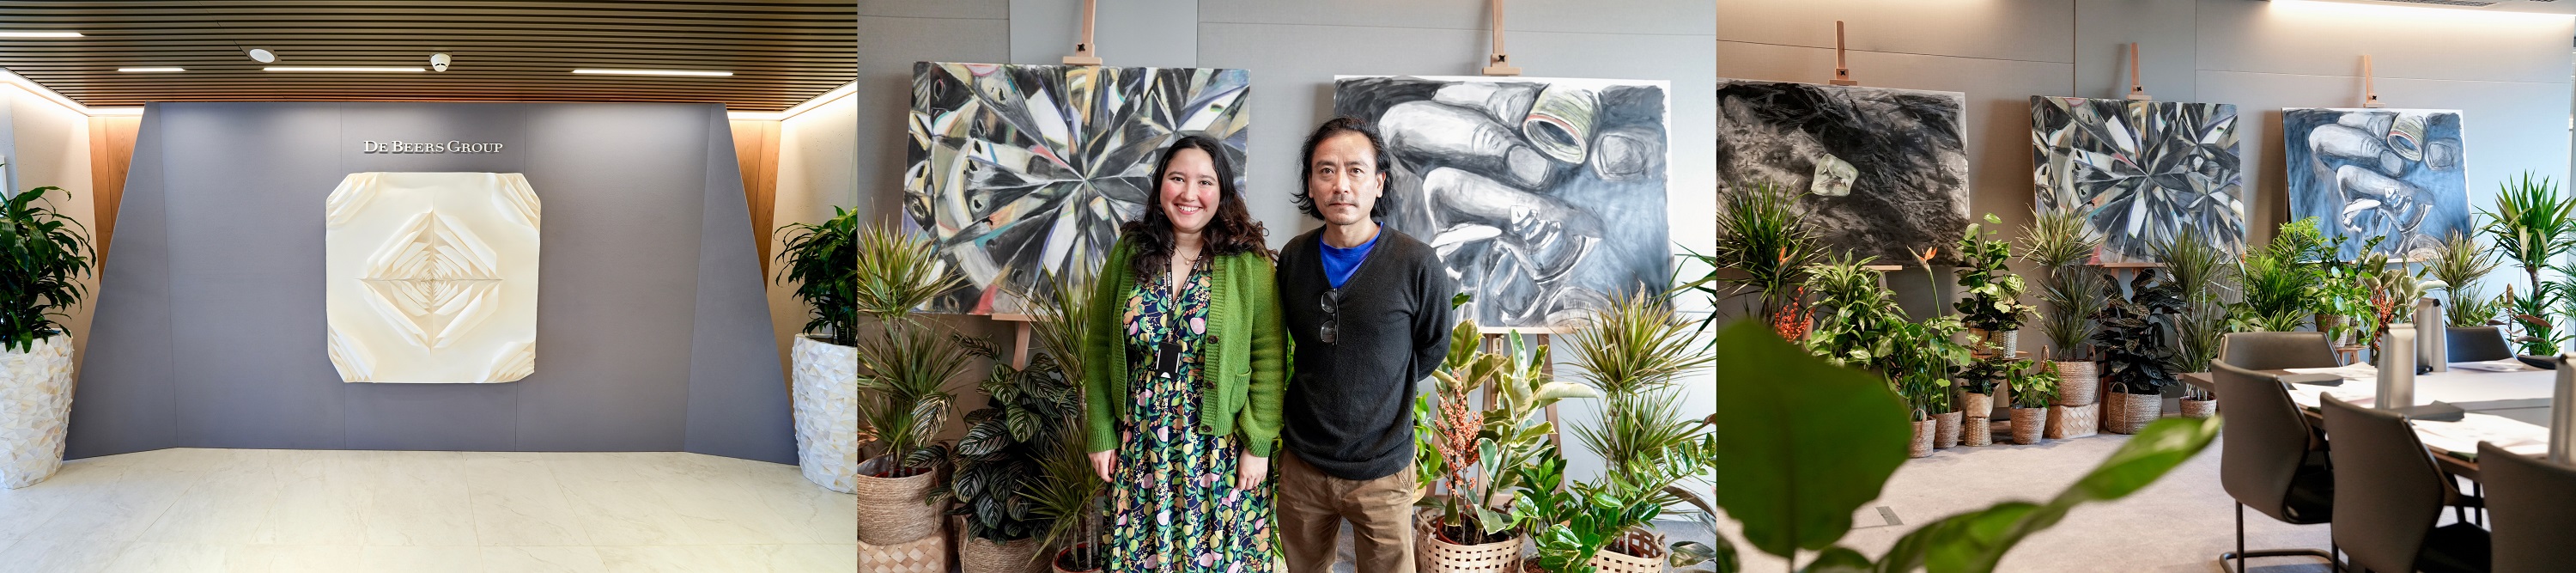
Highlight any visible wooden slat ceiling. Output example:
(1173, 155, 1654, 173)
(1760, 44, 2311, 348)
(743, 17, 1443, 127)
(0, 1, 854, 112)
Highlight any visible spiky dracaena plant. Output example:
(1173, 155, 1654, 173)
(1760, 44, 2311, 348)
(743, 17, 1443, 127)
(2482, 173, 2575, 351)
(856, 224, 975, 474)
(2020, 209, 2104, 361)
(1702, 182, 1825, 337)
(776, 207, 859, 346)
(1, 186, 94, 353)
(1565, 290, 1714, 479)
(2151, 228, 2236, 399)
(2427, 232, 2502, 326)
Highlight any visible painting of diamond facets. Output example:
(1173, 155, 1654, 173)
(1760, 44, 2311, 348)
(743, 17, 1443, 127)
(325, 172, 541, 384)
(1334, 76, 1672, 328)
(904, 62, 1250, 314)
(2284, 108, 2469, 260)
(1713, 79, 1969, 265)
(2032, 96, 2245, 263)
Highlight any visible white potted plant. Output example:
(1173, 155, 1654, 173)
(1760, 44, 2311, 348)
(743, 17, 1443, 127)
(1, 185, 94, 489)
(775, 207, 860, 493)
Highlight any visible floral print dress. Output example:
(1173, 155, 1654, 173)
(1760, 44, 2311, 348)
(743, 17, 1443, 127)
(1107, 262, 1276, 571)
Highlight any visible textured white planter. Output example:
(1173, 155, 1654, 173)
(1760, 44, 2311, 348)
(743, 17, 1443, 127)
(1, 333, 76, 490)
(792, 336, 860, 493)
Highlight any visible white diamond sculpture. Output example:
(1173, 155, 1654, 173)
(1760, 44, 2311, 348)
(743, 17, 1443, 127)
(326, 172, 540, 384)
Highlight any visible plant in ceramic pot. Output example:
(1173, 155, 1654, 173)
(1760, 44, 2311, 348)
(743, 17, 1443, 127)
(2149, 228, 2236, 416)
(2233, 218, 2326, 333)
(2005, 360, 2060, 445)
(851, 224, 975, 546)
(920, 351, 1081, 573)
(1702, 320, 2221, 573)
(0, 185, 93, 490)
(2482, 172, 2575, 355)
(776, 206, 862, 493)
(1698, 182, 1826, 340)
(2093, 270, 2180, 435)
(1419, 319, 1600, 570)
(1953, 214, 2032, 357)
(2020, 209, 2105, 412)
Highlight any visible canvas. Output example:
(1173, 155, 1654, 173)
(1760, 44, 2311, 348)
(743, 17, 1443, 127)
(1713, 79, 1969, 265)
(325, 172, 542, 384)
(1334, 76, 1673, 328)
(2031, 96, 2245, 263)
(904, 62, 1251, 314)
(2283, 107, 2470, 259)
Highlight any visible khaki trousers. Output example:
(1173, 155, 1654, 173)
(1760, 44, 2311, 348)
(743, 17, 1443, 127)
(1276, 450, 1417, 573)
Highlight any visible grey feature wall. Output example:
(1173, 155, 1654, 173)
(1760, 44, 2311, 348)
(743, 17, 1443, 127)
(68, 102, 797, 464)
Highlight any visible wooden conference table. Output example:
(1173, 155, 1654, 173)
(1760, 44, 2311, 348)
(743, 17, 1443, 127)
(2179, 366, 2559, 481)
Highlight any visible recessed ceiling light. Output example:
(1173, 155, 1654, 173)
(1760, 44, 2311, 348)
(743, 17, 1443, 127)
(246, 48, 276, 63)
(264, 66, 424, 72)
(118, 67, 185, 72)
(0, 31, 83, 38)
(571, 69, 732, 76)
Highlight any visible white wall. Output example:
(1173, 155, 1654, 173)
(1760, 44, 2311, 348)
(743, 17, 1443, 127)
(768, 93, 860, 369)
(2, 85, 99, 359)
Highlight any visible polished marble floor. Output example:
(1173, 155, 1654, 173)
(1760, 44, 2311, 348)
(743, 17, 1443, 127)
(0, 448, 856, 572)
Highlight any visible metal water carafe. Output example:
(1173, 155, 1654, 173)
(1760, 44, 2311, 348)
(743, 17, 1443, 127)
(2418, 297, 2445, 372)
(2378, 325, 2415, 411)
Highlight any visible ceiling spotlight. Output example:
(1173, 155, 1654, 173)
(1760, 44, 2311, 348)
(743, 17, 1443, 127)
(571, 69, 732, 76)
(430, 52, 451, 72)
(246, 48, 276, 63)
(118, 67, 185, 72)
(0, 31, 83, 38)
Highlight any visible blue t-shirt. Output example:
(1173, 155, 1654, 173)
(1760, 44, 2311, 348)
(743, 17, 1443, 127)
(1319, 230, 1381, 289)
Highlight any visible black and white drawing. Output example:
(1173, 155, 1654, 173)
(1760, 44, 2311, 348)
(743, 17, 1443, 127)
(2283, 107, 2469, 259)
(903, 62, 1250, 314)
(1712, 79, 1969, 264)
(2032, 96, 2245, 263)
(1334, 76, 1672, 328)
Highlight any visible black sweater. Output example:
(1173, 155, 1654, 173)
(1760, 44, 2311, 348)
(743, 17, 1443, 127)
(1274, 227, 1456, 481)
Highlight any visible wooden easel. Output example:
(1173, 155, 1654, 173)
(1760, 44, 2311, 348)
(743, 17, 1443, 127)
(1482, 0, 1521, 76)
(1830, 21, 1856, 86)
(1063, 0, 1102, 66)
(2361, 55, 2383, 108)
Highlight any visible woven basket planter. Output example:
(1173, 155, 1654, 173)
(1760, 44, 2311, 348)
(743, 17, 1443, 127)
(1909, 419, 1935, 458)
(2180, 398, 2217, 419)
(853, 456, 944, 546)
(2009, 407, 2046, 444)
(1589, 529, 1666, 573)
(1962, 393, 1992, 419)
(956, 516, 1043, 573)
(1932, 411, 1962, 449)
(858, 529, 950, 573)
(2107, 392, 2161, 435)
(2044, 403, 2098, 439)
(1425, 533, 1523, 572)
(1961, 416, 1992, 447)
(2053, 362, 2098, 406)
(2100, 392, 2126, 434)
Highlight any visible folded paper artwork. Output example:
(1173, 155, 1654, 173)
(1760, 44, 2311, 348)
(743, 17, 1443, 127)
(325, 172, 542, 384)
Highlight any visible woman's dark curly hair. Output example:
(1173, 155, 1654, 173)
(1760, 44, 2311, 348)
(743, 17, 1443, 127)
(1121, 134, 1271, 279)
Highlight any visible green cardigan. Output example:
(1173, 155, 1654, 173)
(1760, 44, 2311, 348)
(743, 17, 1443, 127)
(1081, 239, 1291, 457)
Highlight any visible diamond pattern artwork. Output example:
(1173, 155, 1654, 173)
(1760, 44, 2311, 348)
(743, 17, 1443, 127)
(904, 62, 1251, 314)
(2032, 96, 2245, 264)
(325, 172, 541, 384)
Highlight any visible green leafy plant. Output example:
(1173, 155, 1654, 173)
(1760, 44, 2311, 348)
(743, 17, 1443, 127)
(2020, 209, 2104, 360)
(1697, 183, 1827, 340)
(2427, 232, 2500, 326)
(1514, 436, 1720, 572)
(2315, 236, 2389, 347)
(2006, 360, 2060, 410)
(2233, 219, 2328, 332)
(1568, 290, 1714, 475)
(1700, 320, 2221, 573)
(775, 206, 859, 346)
(1421, 319, 1601, 543)
(2149, 229, 2235, 399)
(1803, 254, 1905, 368)
(2503, 283, 2563, 355)
(2094, 271, 2179, 397)
(1, 186, 94, 353)
(2480, 173, 2573, 353)
(855, 224, 975, 475)
(1882, 316, 1972, 418)
(921, 352, 1081, 542)
(1952, 214, 2032, 340)
(1017, 270, 1106, 562)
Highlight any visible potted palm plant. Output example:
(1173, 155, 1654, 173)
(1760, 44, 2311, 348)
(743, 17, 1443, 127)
(1562, 291, 1720, 570)
(852, 224, 975, 547)
(2151, 229, 2235, 419)
(776, 207, 860, 493)
(1419, 320, 1599, 572)
(0, 186, 92, 490)
(1699, 182, 1825, 339)
(2481, 172, 2575, 355)
(1954, 214, 2033, 357)
(2006, 360, 2059, 445)
(2020, 209, 2103, 438)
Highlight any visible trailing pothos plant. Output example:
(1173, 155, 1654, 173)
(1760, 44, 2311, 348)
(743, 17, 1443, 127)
(2093, 270, 2180, 397)
(854, 224, 975, 477)
(1952, 214, 2032, 339)
(1420, 318, 1601, 544)
(918, 351, 1082, 542)
(1702, 320, 2221, 573)
(1, 186, 94, 353)
(775, 206, 858, 346)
